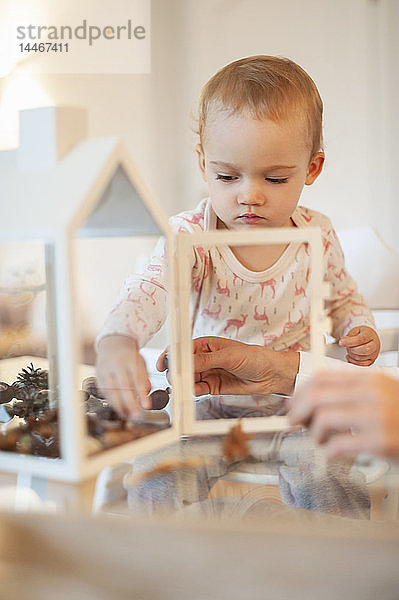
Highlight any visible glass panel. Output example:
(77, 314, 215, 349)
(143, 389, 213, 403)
(188, 235, 317, 427)
(114, 434, 399, 525)
(194, 393, 289, 421)
(74, 166, 172, 458)
(0, 239, 60, 459)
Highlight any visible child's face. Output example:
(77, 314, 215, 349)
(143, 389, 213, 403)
(197, 111, 324, 230)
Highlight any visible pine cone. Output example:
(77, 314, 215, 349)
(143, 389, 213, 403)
(13, 363, 49, 400)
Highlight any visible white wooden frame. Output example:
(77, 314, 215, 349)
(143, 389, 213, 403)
(0, 109, 329, 481)
(173, 227, 327, 436)
(0, 138, 180, 482)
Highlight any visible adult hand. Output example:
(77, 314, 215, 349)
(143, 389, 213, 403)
(289, 371, 399, 459)
(188, 336, 300, 396)
(96, 335, 152, 419)
(339, 326, 380, 366)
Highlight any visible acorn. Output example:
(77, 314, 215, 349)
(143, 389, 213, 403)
(0, 382, 15, 404)
(82, 376, 106, 399)
(149, 388, 170, 410)
(33, 389, 50, 412)
(37, 408, 58, 424)
(12, 402, 29, 418)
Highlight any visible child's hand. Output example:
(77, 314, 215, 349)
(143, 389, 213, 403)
(338, 326, 380, 366)
(96, 335, 152, 419)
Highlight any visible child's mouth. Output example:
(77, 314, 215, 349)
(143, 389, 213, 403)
(238, 214, 264, 223)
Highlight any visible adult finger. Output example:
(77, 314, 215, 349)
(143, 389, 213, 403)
(193, 349, 233, 373)
(289, 377, 367, 425)
(310, 404, 361, 444)
(324, 432, 377, 460)
(192, 336, 225, 354)
(194, 380, 211, 396)
(289, 378, 343, 423)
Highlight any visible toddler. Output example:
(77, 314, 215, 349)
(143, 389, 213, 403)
(96, 55, 379, 418)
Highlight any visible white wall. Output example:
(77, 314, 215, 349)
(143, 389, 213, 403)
(0, 0, 184, 215)
(373, 0, 399, 250)
(172, 0, 396, 240)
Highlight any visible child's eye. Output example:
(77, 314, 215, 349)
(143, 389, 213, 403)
(266, 177, 288, 184)
(216, 174, 238, 182)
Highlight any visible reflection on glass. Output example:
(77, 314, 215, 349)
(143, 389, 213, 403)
(73, 164, 173, 457)
(188, 233, 320, 428)
(72, 235, 173, 456)
(80, 373, 171, 457)
(122, 429, 375, 523)
(0, 240, 60, 458)
(195, 393, 289, 420)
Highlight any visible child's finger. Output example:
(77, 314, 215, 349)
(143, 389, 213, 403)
(128, 361, 152, 411)
(346, 341, 379, 358)
(104, 372, 128, 417)
(346, 356, 375, 367)
(346, 343, 379, 363)
(128, 352, 152, 411)
(117, 371, 142, 418)
(339, 330, 373, 348)
(346, 341, 378, 357)
(338, 327, 360, 347)
(346, 349, 377, 362)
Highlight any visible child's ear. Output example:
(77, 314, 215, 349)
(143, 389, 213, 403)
(305, 152, 325, 185)
(196, 144, 207, 182)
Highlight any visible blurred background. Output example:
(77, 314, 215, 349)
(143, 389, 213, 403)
(1, 0, 398, 360)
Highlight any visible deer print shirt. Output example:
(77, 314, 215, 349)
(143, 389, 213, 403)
(98, 198, 375, 351)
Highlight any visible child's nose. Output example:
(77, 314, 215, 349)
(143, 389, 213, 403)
(238, 182, 264, 205)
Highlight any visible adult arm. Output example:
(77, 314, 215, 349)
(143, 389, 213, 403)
(158, 338, 357, 397)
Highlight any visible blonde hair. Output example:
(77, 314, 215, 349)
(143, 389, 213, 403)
(197, 55, 323, 156)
